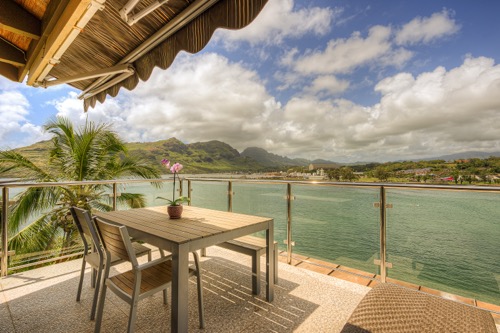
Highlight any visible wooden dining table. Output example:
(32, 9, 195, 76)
(94, 205, 275, 332)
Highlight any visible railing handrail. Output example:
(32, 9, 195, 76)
(2, 177, 500, 192)
(0, 178, 170, 188)
(183, 177, 500, 192)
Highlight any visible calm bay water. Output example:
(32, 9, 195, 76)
(128, 180, 500, 305)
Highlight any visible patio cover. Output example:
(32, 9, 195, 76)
(0, 0, 268, 110)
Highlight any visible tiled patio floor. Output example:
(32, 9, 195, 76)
(0, 246, 498, 333)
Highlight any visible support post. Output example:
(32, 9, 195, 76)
(228, 181, 233, 212)
(286, 183, 293, 265)
(379, 186, 387, 283)
(112, 182, 117, 211)
(1, 187, 9, 277)
(187, 180, 192, 206)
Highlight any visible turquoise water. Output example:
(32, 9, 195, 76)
(181, 181, 500, 305)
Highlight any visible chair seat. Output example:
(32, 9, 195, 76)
(84, 252, 101, 268)
(109, 261, 196, 297)
(131, 242, 151, 257)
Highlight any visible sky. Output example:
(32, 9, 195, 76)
(1, 0, 500, 163)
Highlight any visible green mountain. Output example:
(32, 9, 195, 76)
(240, 147, 310, 167)
(7, 138, 264, 175)
(126, 138, 263, 173)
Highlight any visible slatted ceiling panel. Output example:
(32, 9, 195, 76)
(82, 0, 268, 110)
(50, 0, 195, 89)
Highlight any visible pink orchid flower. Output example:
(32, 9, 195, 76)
(170, 162, 183, 173)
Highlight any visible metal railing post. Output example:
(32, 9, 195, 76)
(228, 181, 233, 212)
(379, 186, 387, 283)
(187, 180, 192, 206)
(179, 178, 183, 197)
(1, 187, 9, 277)
(286, 183, 293, 264)
(112, 182, 117, 211)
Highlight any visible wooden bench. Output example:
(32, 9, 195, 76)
(201, 235, 278, 295)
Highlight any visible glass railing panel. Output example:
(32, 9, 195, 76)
(292, 184, 380, 275)
(232, 183, 288, 251)
(386, 188, 500, 305)
(188, 180, 228, 211)
(116, 180, 171, 209)
(3, 185, 84, 273)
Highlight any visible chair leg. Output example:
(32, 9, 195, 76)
(147, 249, 152, 261)
(127, 301, 139, 333)
(91, 267, 97, 288)
(163, 288, 168, 305)
(192, 251, 205, 329)
(94, 281, 108, 333)
(200, 248, 206, 257)
(90, 265, 103, 320)
(252, 253, 261, 295)
(76, 259, 86, 302)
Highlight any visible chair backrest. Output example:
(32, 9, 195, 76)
(70, 206, 102, 256)
(94, 217, 138, 267)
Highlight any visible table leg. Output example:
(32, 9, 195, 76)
(171, 243, 189, 332)
(266, 221, 275, 302)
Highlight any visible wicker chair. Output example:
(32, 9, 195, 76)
(341, 283, 497, 333)
(93, 217, 205, 333)
(70, 207, 152, 320)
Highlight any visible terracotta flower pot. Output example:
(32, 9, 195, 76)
(167, 205, 183, 219)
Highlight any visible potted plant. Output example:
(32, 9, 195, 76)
(158, 159, 190, 219)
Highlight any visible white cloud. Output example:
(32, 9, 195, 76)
(0, 88, 48, 149)
(214, 0, 337, 46)
(250, 56, 500, 162)
(293, 25, 393, 75)
(305, 75, 350, 95)
(53, 53, 281, 151)
(49, 55, 500, 163)
(395, 9, 460, 45)
(351, 56, 500, 159)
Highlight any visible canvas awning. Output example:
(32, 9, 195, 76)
(0, 0, 268, 111)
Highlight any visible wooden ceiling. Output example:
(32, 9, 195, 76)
(0, 0, 269, 110)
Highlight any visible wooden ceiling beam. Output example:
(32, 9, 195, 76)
(27, 0, 95, 86)
(0, 62, 19, 82)
(0, 0, 41, 40)
(17, 0, 70, 83)
(0, 38, 26, 66)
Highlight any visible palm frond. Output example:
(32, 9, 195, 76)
(0, 150, 54, 180)
(118, 192, 147, 208)
(8, 214, 59, 254)
(8, 187, 62, 234)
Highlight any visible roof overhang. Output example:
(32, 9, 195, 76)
(0, 0, 268, 110)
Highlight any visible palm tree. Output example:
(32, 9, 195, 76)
(0, 117, 160, 255)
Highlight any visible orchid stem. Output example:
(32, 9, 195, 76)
(172, 172, 176, 204)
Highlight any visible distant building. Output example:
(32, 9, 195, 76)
(401, 168, 431, 175)
(309, 163, 338, 171)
